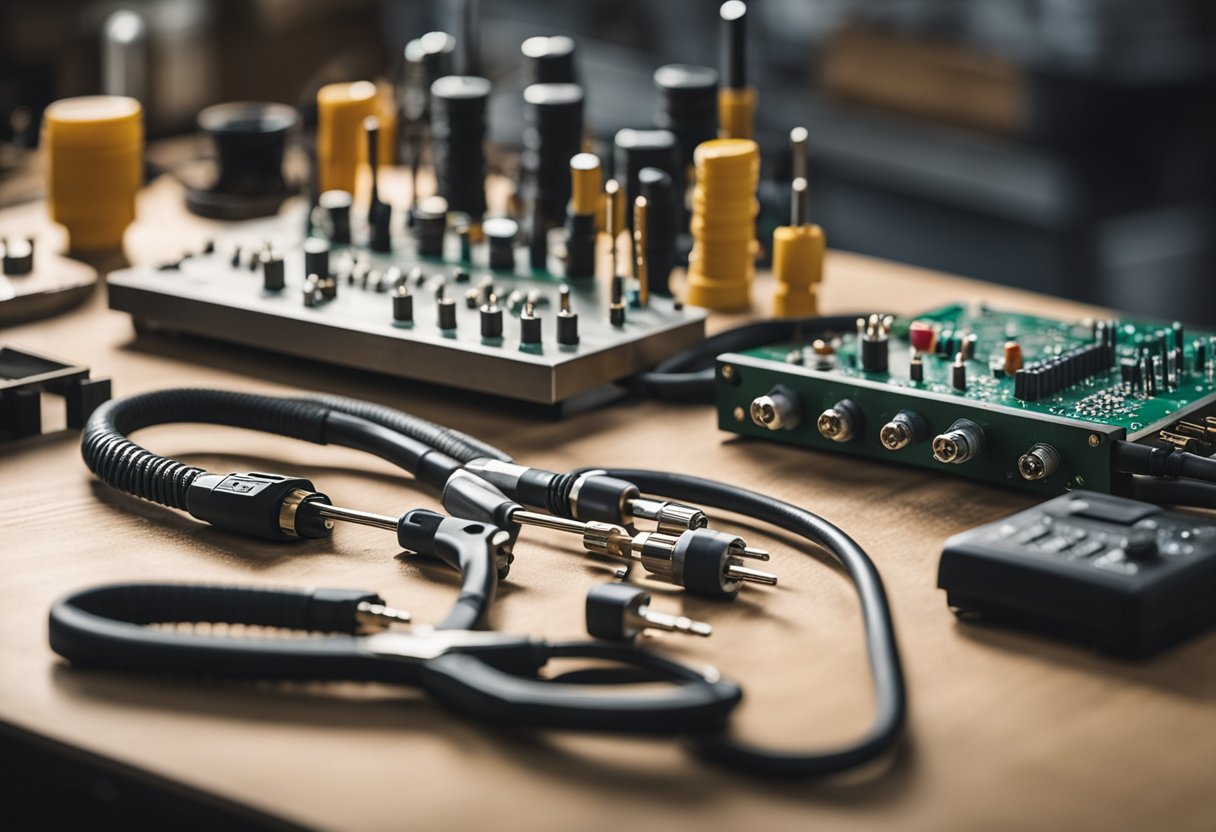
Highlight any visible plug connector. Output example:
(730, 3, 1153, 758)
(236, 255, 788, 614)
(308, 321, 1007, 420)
(461, 460, 710, 532)
(185, 472, 333, 541)
(627, 498, 708, 533)
(512, 511, 775, 598)
(586, 582, 712, 641)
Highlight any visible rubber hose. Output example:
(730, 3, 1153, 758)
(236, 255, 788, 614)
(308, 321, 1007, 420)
(630, 314, 871, 403)
(595, 467, 907, 777)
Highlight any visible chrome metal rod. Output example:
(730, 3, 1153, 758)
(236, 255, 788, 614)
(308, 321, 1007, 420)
(314, 503, 398, 531)
(511, 510, 586, 535)
(726, 564, 778, 585)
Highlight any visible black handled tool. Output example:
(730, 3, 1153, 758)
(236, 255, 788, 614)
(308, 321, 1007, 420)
(49, 583, 742, 733)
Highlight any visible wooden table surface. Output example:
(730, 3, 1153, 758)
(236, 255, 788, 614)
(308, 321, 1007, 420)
(1, 178, 1214, 832)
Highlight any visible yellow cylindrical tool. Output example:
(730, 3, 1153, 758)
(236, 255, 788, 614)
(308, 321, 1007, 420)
(570, 152, 601, 216)
(772, 177, 825, 317)
(718, 86, 756, 140)
(316, 81, 379, 193)
(717, 1, 755, 139)
(42, 95, 143, 252)
(685, 138, 759, 311)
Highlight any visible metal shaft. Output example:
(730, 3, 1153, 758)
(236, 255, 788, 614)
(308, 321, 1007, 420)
(512, 509, 586, 535)
(364, 115, 381, 221)
(789, 126, 807, 182)
(634, 196, 649, 308)
(792, 177, 808, 227)
(314, 503, 398, 531)
(637, 607, 712, 637)
(727, 563, 778, 584)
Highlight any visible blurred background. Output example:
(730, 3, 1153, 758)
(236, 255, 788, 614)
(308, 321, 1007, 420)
(2, 0, 1214, 320)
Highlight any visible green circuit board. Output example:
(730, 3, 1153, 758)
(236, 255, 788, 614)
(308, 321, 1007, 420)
(716, 303, 1216, 496)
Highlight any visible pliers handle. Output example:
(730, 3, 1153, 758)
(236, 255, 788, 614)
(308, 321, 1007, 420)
(49, 583, 742, 733)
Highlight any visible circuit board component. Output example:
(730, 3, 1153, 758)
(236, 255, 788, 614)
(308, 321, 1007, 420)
(717, 304, 1216, 495)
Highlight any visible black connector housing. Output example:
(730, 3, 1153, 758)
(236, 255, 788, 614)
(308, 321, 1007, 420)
(674, 529, 744, 597)
(185, 472, 331, 542)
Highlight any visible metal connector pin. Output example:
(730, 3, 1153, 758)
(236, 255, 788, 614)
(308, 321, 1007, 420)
(725, 563, 778, 584)
(738, 546, 769, 561)
(605, 178, 621, 280)
(355, 600, 412, 631)
(633, 195, 649, 308)
(636, 607, 712, 637)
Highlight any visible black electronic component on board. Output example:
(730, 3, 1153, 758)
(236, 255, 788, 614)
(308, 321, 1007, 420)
(638, 167, 676, 297)
(520, 302, 542, 345)
(484, 217, 518, 271)
(260, 250, 285, 292)
(413, 196, 448, 257)
(938, 491, 1216, 657)
(302, 238, 330, 281)
(480, 295, 504, 340)
(523, 82, 584, 231)
(951, 354, 967, 391)
(392, 285, 413, 323)
(431, 75, 491, 221)
(653, 64, 718, 171)
(557, 285, 579, 345)
(521, 35, 576, 85)
(858, 315, 891, 374)
(613, 129, 681, 229)
(364, 116, 392, 253)
(318, 190, 352, 244)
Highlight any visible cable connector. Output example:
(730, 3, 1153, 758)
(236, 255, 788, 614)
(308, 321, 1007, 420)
(512, 511, 775, 598)
(185, 472, 333, 541)
(586, 582, 712, 641)
(460, 460, 709, 532)
(354, 599, 412, 633)
(627, 498, 708, 533)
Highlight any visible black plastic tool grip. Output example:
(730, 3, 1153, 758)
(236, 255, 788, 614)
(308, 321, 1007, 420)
(420, 649, 742, 733)
(396, 509, 510, 629)
(48, 584, 390, 682)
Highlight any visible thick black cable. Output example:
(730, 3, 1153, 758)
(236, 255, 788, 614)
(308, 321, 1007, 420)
(82, 389, 473, 508)
(1121, 475, 1216, 508)
(593, 467, 906, 777)
(302, 392, 512, 463)
(1111, 440, 1216, 483)
(629, 314, 872, 403)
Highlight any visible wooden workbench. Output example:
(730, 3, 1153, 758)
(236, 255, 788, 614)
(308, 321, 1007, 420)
(1, 178, 1213, 832)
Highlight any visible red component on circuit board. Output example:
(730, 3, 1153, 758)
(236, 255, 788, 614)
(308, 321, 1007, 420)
(908, 320, 935, 354)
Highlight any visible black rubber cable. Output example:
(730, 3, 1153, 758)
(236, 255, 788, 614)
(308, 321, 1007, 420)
(593, 467, 906, 777)
(82, 389, 474, 508)
(629, 314, 872, 403)
(1122, 475, 1216, 508)
(1112, 440, 1216, 484)
(302, 393, 512, 463)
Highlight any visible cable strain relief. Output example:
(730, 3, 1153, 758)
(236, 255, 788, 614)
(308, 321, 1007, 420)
(1146, 446, 1178, 478)
(547, 471, 579, 518)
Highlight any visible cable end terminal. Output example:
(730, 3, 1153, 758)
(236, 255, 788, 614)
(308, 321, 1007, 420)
(355, 600, 412, 632)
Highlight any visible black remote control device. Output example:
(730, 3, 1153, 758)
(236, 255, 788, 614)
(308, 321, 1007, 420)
(938, 491, 1216, 657)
